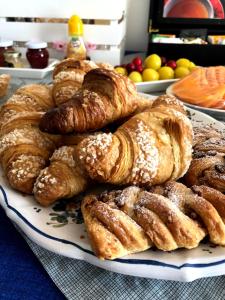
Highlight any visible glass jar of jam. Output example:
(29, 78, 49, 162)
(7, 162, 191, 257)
(0, 40, 14, 67)
(26, 41, 49, 69)
(4, 51, 23, 68)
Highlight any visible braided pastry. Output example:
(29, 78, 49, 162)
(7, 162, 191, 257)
(82, 181, 225, 260)
(185, 126, 225, 192)
(39, 68, 152, 134)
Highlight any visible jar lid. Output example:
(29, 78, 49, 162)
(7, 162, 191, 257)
(0, 40, 13, 47)
(4, 50, 21, 59)
(26, 41, 47, 49)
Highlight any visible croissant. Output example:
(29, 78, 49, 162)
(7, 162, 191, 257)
(82, 181, 225, 260)
(0, 112, 60, 194)
(33, 145, 88, 206)
(185, 126, 225, 192)
(33, 95, 192, 206)
(52, 59, 98, 105)
(0, 74, 10, 98)
(77, 95, 193, 187)
(0, 84, 55, 130)
(39, 68, 152, 134)
(0, 84, 60, 194)
(52, 58, 98, 78)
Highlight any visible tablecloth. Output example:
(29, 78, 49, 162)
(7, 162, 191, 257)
(0, 206, 65, 300)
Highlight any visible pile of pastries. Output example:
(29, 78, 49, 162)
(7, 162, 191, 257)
(1, 58, 225, 260)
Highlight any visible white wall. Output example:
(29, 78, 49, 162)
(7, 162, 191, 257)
(125, 0, 151, 52)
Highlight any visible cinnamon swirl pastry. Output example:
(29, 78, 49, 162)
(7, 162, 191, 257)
(185, 126, 225, 192)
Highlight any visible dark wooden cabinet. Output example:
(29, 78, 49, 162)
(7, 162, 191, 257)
(148, 0, 225, 66)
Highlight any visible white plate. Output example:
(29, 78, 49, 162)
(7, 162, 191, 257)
(1, 106, 225, 282)
(0, 58, 59, 79)
(136, 79, 178, 93)
(167, 84, 225, 121)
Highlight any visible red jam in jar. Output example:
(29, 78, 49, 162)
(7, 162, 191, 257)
(26, 41, 49, 69)
(0, 40, 14, 67)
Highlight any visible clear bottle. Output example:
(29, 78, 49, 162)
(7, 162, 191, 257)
(67, 15, 86, 60)
(0, 40, 14, 67)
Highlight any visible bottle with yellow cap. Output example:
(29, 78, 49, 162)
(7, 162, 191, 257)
(67, 15, 86, 60)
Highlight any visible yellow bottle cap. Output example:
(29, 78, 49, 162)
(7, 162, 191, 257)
(68, 15, 84, 36)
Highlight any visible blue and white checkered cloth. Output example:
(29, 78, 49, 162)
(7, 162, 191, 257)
(25, 235, 225, 300)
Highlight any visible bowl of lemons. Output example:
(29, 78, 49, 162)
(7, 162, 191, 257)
(114, 54, 197, 93)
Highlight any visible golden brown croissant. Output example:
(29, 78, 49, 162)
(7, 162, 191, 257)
(0, 74, 10, 98)
(0, 84, 60, 194)
(33, 145, 89, 206)
(33, 95, 192, 206)
(82, 181, 225, 260)
(52, 58, 98, 78)
(185, 127, 225, 192)
(39, 68, 152, 134)
(0, 112, 60, 194)
(0, 84, 55, 130)
(77, 95, 193, 187)
(52, 59, 98, 105)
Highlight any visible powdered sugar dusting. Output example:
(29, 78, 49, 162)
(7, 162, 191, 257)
(130, 120, 159, 185)
(51, 146, 75, 167)
(8, 154, 45, 182)
(54, 71, 84, 84)
(79, 133, 113, 176)
(0, 127, 54, 155)
(33, 168, 58, 194)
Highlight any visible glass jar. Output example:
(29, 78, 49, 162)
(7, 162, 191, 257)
(0, 40, 14, 67)
(4, 51, 23, 68)
(26, 41, 49, 69)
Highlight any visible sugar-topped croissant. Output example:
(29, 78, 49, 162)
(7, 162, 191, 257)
(0, 112, 60, 194)
(52, 58, 98, 105)
(34, 95, 193, 206)
(0, 84, 55, 130)
(82, 181, 225, 260)
(39, 68, 152, 134)
(77, 95, 193, 187)
(185, 126, 225, 192)
(0, 84, 60, 194)
(33, 145, 89, 206)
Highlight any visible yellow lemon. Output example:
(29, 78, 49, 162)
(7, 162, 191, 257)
(142, 68, 159, 81)
(144, 54, 161, 70)
(174, 67, 190, 78)
(114, 67, 128, 76)
(189, 61, 196, 71)
(176, 58, 191, 68)
(158, 66, 174, 80)
(128, 71, 143, 83)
